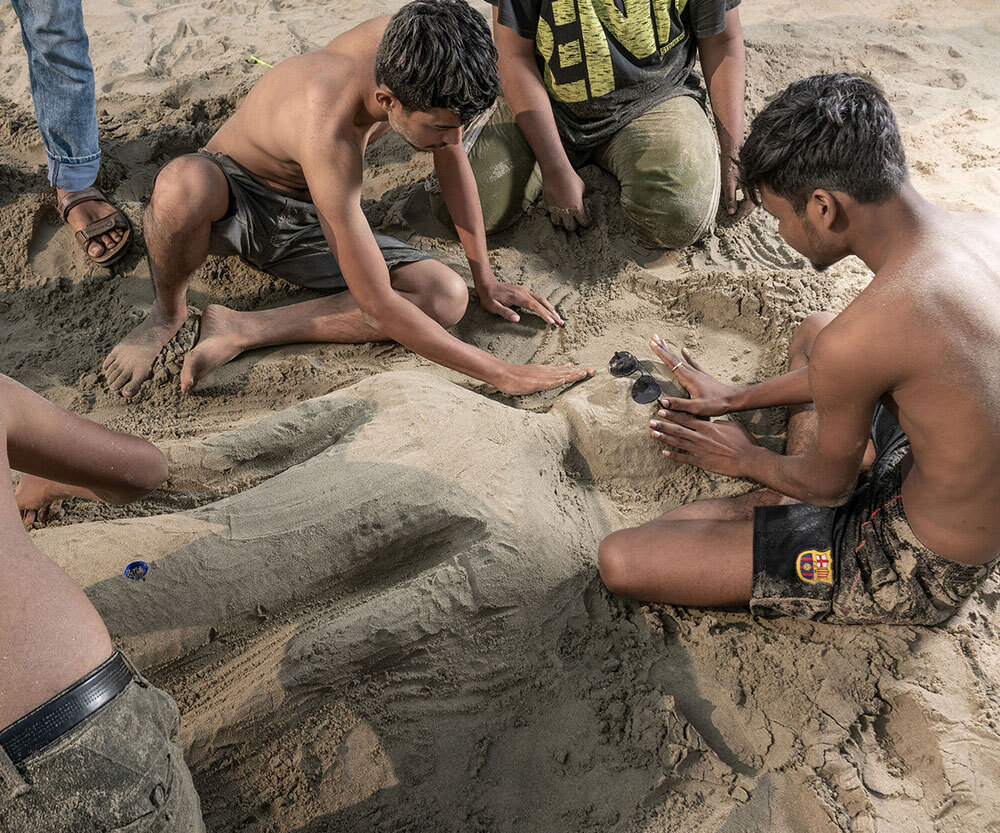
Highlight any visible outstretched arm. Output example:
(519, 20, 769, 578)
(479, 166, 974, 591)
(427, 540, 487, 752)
(3, 374, 168, 521)
(697, 6, 751, 220)
(650, 335, 813, 416)
(433, 142, 563, 325)
(305, 142, 591, 394)
(651, 327, 885, 505)
(493, 8, 590, 231)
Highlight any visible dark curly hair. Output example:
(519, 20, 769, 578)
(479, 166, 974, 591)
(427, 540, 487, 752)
(375, 0, 499, 125)
(738, 73, 908, 212)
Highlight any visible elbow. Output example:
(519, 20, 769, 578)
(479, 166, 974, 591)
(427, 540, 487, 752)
(699, 33, 744, 66)
(356, 297, 390, 334)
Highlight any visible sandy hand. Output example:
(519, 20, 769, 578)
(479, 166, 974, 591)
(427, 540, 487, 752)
(15, 474, 68, 528)
(180, 305, 247, 394)
(494, 362, 594, 396)
(650, 335, 742, 416)
(541, 169, 591, 232)
(478, 280, 564, 326)
(720, 155, 756, 222)
(649, 409, 759, 477)
(104, 308, 186, 398)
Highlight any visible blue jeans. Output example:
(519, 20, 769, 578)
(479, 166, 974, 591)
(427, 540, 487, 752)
(11, 0, 100, 191)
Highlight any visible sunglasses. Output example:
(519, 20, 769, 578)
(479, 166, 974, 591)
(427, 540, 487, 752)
(609, 351, 662, 404)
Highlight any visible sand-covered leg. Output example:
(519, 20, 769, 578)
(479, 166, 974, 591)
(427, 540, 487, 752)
(104, 155, 229, 398)
(180, 259, 469, 392)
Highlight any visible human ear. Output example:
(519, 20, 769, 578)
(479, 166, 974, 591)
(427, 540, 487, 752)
(373, 88, 396, 112)
(809, 189, 839, 231)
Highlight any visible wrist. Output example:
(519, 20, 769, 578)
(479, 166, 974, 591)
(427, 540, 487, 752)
(738, 443, 769, 480)
(472, 269, 496, 290)
(539, 157, 575, 183)
(485, 360, 512, 389)
(727, 385, 751, 412)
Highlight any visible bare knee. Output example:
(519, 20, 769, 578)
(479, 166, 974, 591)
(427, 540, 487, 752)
(103, 438, 169, 504)
(788, 311, 836, 365)
(134, 442, 170, 496)
(149, 156, 229, 230)
(399, 261, 469, 328)
(598, 530, 637, 596)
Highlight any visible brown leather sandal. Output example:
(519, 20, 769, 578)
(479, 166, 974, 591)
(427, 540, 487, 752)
(57, 187, 133, 266)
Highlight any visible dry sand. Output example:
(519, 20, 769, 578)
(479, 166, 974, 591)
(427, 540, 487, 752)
(3, 0, 1000, 830)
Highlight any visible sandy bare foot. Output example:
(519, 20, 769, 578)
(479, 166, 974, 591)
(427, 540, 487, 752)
(181, 305, 248, 394)
(15, 474, 69, 528)
(103, 307, 186, 398)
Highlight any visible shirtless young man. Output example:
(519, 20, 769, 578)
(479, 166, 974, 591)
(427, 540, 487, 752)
(0, 375, 204, 831)
(598, 73, 1000, 625)
(103, 0, 593, 399)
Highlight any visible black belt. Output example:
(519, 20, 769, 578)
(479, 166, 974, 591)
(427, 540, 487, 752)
(0, 652, 133, 766)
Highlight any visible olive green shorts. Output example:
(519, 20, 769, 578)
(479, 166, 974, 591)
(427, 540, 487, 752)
(0, 666, 204, 833)
(421, 94, 720, 249)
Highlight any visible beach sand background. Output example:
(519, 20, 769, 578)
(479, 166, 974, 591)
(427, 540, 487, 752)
(2, 0, 1000, 830)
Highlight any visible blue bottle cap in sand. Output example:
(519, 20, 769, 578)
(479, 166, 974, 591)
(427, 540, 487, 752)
(124, 561, 149, 581)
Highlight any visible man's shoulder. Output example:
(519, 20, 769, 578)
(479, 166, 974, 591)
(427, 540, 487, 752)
(809, 298, 905, 385)
(272, 56, 367, 155)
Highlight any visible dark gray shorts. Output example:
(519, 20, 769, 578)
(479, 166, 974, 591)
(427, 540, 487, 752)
(197, 150, 431, 293)
(750, 405, 1000, 625)
(0, 660, 205, 833)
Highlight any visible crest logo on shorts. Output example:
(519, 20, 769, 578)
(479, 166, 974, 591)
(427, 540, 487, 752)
(796, 549, 833, 584)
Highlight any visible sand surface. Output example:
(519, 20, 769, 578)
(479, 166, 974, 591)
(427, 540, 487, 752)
(3, 1, 1000, 830)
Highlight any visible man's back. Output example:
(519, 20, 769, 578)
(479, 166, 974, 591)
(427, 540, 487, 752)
(840, 207, 1000, 564)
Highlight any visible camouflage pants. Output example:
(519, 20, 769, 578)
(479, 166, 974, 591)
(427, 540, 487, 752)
(0, 668, 205, 833)
(751, 405, 1000, 625)
(424, 94, 720, 249)
(829, 447, 1000, 624)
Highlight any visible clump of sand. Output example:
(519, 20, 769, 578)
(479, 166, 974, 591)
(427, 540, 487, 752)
(4, 0, 1000, 830)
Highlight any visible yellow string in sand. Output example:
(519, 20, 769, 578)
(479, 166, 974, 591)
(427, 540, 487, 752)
(249, 55, 273, 68)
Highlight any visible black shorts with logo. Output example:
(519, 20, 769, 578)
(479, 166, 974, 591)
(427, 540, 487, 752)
(750, 405, 1000, 625)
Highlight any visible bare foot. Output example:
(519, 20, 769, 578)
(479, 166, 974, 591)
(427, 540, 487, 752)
(15, 474, 69, 528)
(180, 305, 248, 394)
(56, 188, 124, 259)
(103, 306, 186, 398)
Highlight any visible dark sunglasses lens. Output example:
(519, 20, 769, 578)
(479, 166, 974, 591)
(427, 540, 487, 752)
(631, 374, 661, 404)
(609, 351, 639, 377)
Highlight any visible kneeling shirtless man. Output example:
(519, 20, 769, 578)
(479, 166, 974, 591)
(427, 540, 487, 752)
(599, 73, 1000, 625)
(104, 0, 592, 399)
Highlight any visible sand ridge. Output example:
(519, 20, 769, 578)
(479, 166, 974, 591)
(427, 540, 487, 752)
(3, 0, 1000, 830)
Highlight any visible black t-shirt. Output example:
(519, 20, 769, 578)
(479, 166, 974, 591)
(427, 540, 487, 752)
(488, 0, 740, 152)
